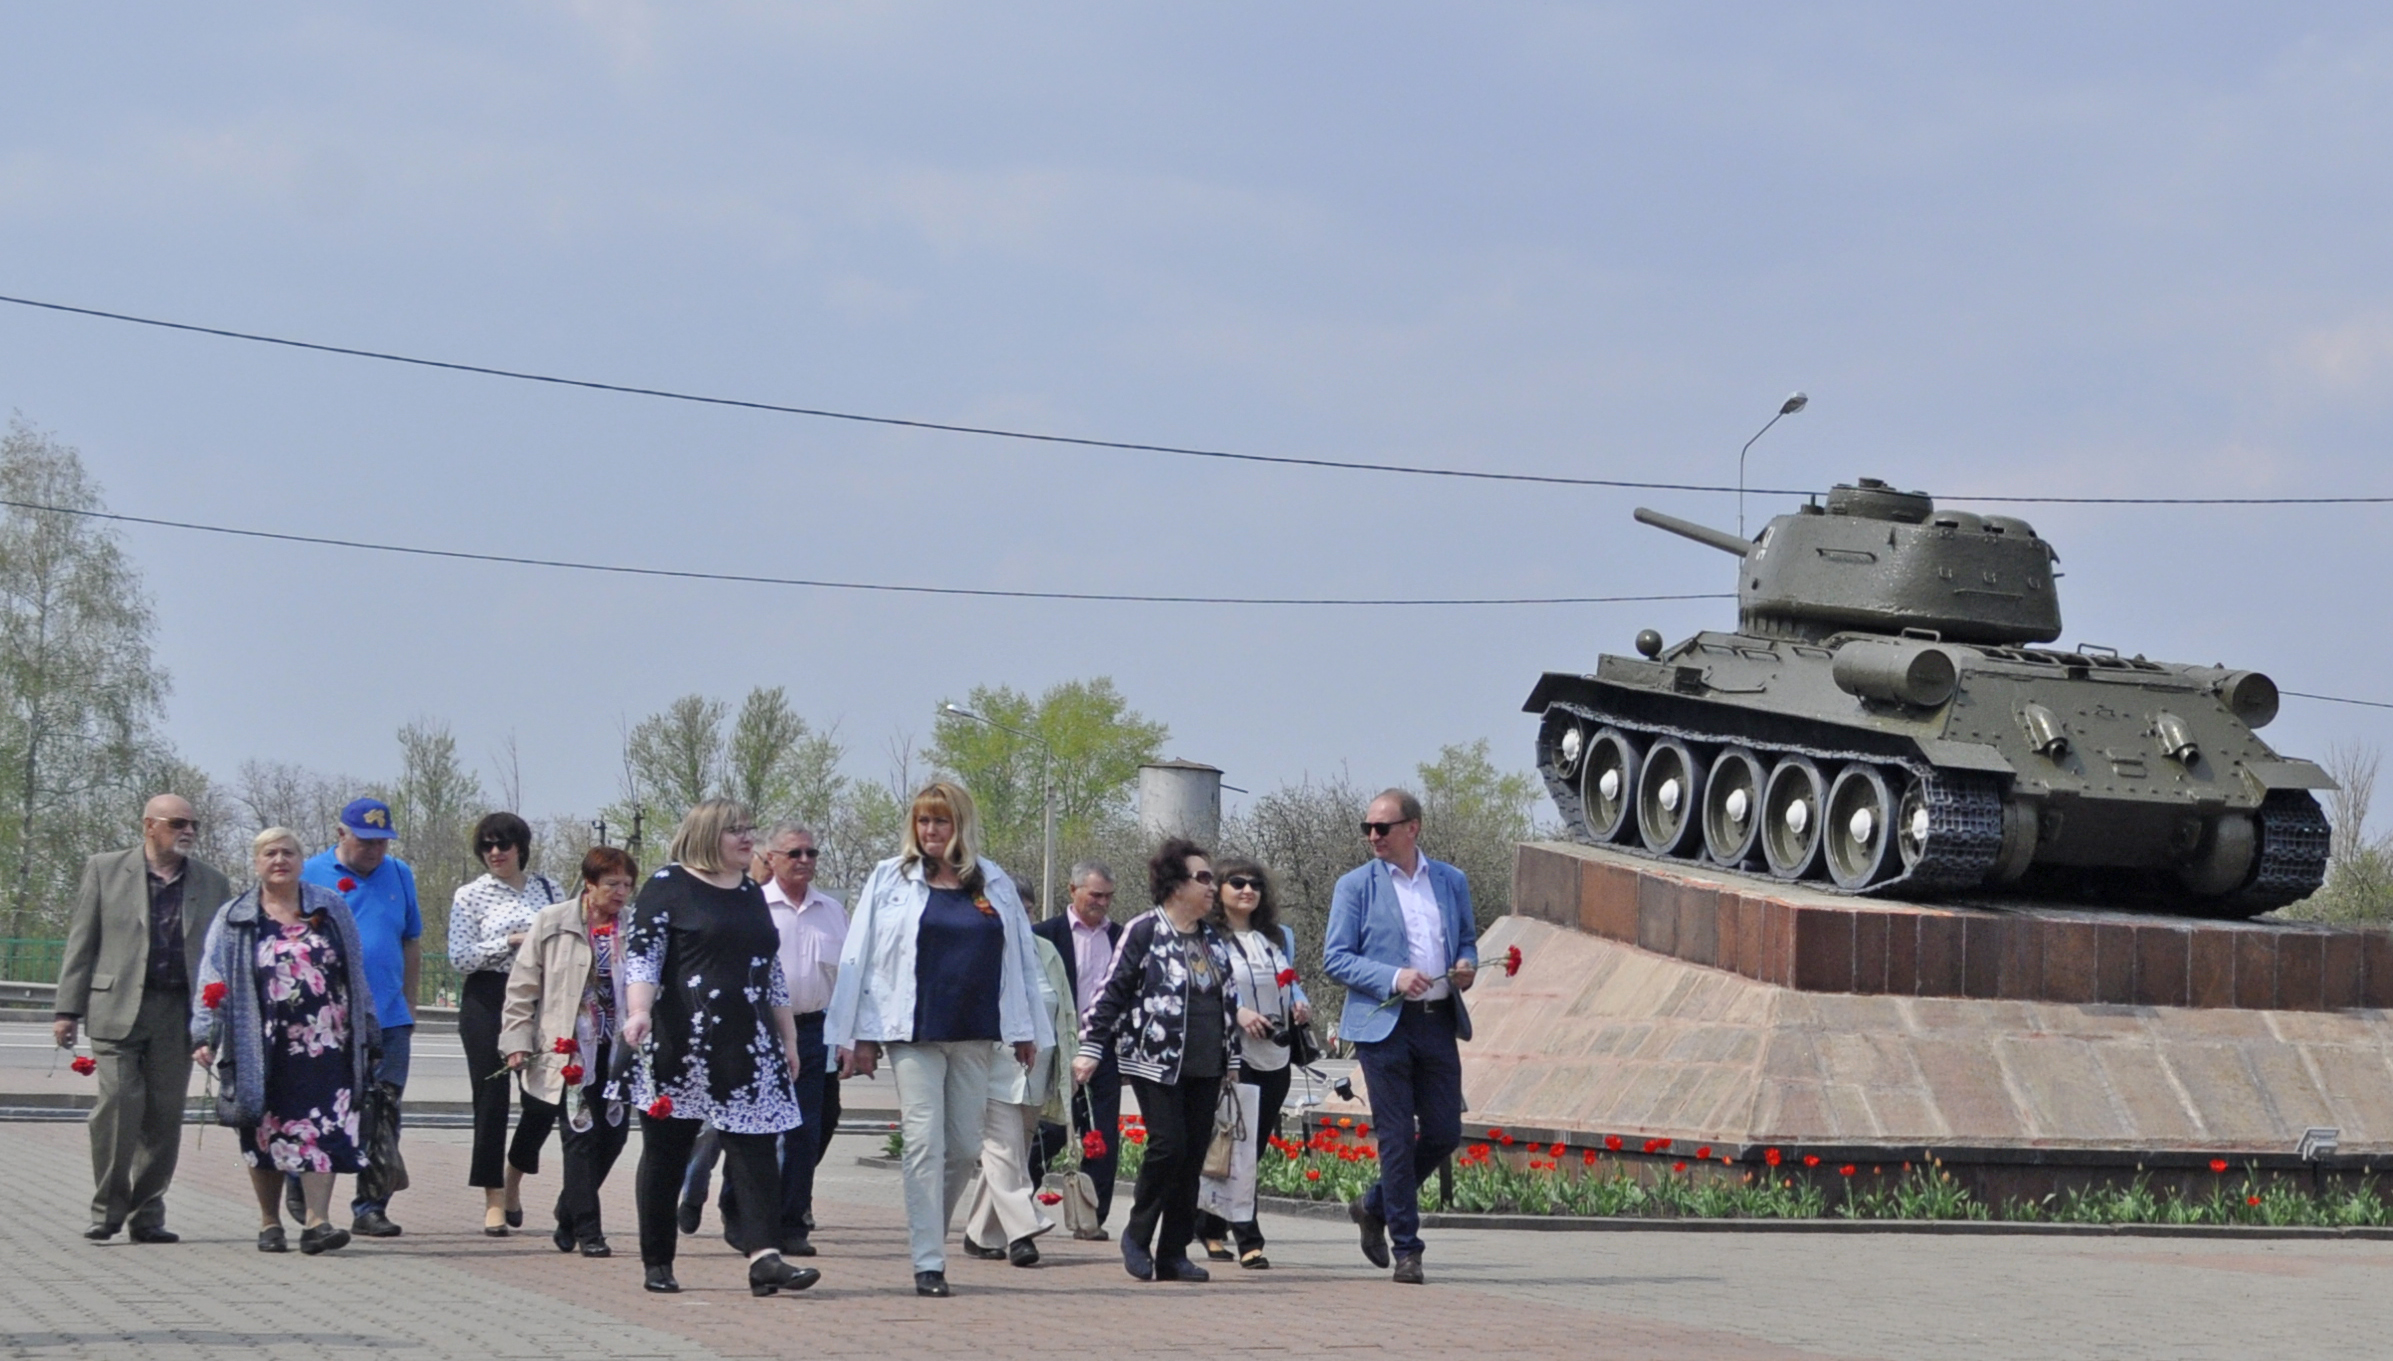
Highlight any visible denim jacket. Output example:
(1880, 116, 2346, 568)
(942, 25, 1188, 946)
(825, 855, 1054, 1052)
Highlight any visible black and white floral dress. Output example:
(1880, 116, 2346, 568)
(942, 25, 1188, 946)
(621, 865, 799, 1134)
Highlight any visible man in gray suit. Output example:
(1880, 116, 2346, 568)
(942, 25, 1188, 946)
(52, 794, 232, 1242)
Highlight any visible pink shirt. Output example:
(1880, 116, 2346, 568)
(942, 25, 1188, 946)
(763, 879, 848, 1015)
(1070, 914, 1116, 1017)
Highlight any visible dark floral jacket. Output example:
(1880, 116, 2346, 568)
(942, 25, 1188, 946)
(1075, 908, 1242, 1085)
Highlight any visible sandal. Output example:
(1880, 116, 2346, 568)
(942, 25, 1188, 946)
(1239, 1249, 1270, 1270)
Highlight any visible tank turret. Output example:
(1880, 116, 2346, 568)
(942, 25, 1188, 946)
(1634, 477, 2063, 645)
(1523, 476, 2331, 917)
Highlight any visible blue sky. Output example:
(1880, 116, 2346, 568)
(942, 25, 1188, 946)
(4, 4, 2390, 825)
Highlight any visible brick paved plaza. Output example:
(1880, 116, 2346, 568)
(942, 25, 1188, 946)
(4, 1117, 2391, 1360)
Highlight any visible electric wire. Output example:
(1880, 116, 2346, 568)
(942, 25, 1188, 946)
(0, 498, 1725, 608)
(7, 292, 2390, 506)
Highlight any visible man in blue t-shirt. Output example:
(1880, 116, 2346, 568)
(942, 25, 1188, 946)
(300, 797, 421, 1238)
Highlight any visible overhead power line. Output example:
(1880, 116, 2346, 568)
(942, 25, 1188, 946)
(6, 292, 2390, 507)
(2284, 690, 2393, 712)
(0, 498, 1725, 608)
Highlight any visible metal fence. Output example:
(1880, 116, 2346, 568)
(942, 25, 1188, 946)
(0, 938, 65, 985)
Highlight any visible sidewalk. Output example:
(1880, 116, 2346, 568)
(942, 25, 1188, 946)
(9, 1116, 2393, 1359)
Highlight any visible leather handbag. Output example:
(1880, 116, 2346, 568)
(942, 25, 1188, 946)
(1202, 1078, 1248, 1179)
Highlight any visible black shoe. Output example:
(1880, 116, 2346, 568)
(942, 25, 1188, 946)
(1007, 1237, 1039, 1267)
(676, 1200, 702, 1235)
(1157, 1257, 1209, 1282)
(643, 1265, 680, 1293)
(82, 1222, 119, 1242)
(553, 1223, 576, 1253)
(351, 1211, 402, 1238)
(505, 1207, 524, 1229)
(961, 1235, 1007, 1260)
(780, 1238, 816, 1257)
(257, 1226, 288, 1253)
(914, 1270, 950, 1297)
(1073, 1226, 1111, 1241)
(1240, 1249, 1271, 1270)
(1350, 1198, 1390, 1269)
(749, 1253, 822, 1297)
(581, 1237, 612, 1258)
(1121, 1237, 1154, 1281)
(1392, 1252, 1425, 1284)
(298, 1223, 351, 1255)
(128, 1226, 179, 1244)
(1201, 1237, 1233, 1261)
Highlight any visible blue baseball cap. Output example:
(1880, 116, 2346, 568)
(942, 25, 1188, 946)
(339, 798, 397, 840)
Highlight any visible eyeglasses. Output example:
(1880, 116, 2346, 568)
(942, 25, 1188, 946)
(728, 825, 757, 837)
(1190, 870, 1216, 886)
(478, 840, 517, 854)
(1361, 820, 1415, 837)
(1223, 875, 1262, 892)
(773, 846, 819, 860)
(148, 816, 200, 832)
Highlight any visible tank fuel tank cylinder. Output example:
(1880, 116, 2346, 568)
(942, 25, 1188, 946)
(1528, 479, 2333, 918)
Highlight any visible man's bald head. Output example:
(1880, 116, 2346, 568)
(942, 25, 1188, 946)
(140, 794, 198, 871)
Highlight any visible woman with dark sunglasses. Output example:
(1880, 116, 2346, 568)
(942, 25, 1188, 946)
(450, 811, 566, 1234)
(1196, 858, 1309, 1267)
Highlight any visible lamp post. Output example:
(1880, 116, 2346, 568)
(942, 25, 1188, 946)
(1738, 391, 1809, 539)
(941, 703, 1056, 920)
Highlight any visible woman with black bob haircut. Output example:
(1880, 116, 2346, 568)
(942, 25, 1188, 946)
(1073, 837, 1242, 1284)
(1195, 857, 1310, 1267)
(449, 810, 566, 1234)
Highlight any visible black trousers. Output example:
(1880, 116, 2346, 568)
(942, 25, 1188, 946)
(1125, 1073, 1221, 1266)
(458, 971, 557, 1188)
(776, 1012, 830, 1241)
(637, 1114, 780, 1267)
(1197, 1062, 1291, 1252)
(551, 1042, 631, 1244)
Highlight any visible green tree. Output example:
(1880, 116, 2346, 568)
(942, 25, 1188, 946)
(726, 686, 847, 831)
(374, 718, 488, 995)
(0, 421, 173, 936)
(1416, 738, 1543, 928)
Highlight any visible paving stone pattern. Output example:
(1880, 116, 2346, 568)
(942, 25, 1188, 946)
(8, 1116, 2393, 1358)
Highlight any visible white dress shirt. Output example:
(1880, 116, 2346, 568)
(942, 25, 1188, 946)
(764, 879, 848, 1015)
(1386, 855, 1450, 1001)
(1069, 914, 1116, 1018)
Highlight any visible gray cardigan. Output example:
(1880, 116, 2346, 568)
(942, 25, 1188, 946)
(191, 882, 381, 1128)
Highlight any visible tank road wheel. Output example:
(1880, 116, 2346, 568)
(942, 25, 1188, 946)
(1896, 779, 1932, 874)
(1703, 747, 1768, 868)
(1580, 728, 1643, 844)
(1637, 738, 1707, 858)
(1824, 763, 1899, 890)
(1762, 757, 1827, 881)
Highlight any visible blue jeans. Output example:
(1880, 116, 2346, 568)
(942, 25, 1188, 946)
(351, 1023, 412, 1216)
(1356, 1003, 1462, 1259)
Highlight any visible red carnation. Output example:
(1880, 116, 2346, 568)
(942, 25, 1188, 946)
(646, 1095, 674, 1118)
(71, 1055, 97, 1076)
(337, 877, 356, 892)
(1503, 945, 1523, 976)
(1082, 1129, 1108, 1160)
(553, 1037, 579, 1055)
(201, 981, 228, 1009)
(1276, 968, 1298, 988)
(1605, 1134, 1624, 1152)
(2209, 1158, 2229, 1174)
(560, 1064, 584, 1083)
(1037, 1190, 1062, 1205)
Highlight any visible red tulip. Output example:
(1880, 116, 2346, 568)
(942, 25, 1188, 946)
(1764, 1148, 1782, 1167)
(646, 1096, 674, 1118)
(1802, 1154, 1821, 1167)
(559, 1064, 584, 1083)
(1550, 1142, 1566, 1157)
(1673, 1160, 1688, 1173)
(2209, 1158, 2229, 1174)
(71, 1055, 97, 1076)
(2247, 1194, 2261, 1207)
(337, 877, 356, 892)
(1582, 1149, 1597, 1167)
(1839, 1164, 1856, 1177)
(1605, 1134, 1624, 1152)
(1643, 1138, 1667, 1154)
(1305, 1169, 1322, 1182)
(1499, 1132, 1514, 1146)
(201, 981, 228, 1009)
(1696, 1145, 1712, 1159)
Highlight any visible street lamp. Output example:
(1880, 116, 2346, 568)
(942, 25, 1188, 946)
(1738, 391, 1809, 539)
(941, 703, 1056, 921)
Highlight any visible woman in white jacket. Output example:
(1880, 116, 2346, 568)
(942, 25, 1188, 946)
(825, 780, 1053, 1298)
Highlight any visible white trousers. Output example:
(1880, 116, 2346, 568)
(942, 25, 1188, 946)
(889, 1040, 994, 1272)
(965, 1098, 1056, 1248)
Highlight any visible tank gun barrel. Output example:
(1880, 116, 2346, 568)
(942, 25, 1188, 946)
(1634, 507, 1752, 557)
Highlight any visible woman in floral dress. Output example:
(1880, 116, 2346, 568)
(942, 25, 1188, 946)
(621, 798, 818, 1299)
(193, 827, 380, 1256)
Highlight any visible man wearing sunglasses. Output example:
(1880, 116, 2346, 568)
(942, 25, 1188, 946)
(53, 794, 233, 1243)
(1322, 788, 1478, 1285)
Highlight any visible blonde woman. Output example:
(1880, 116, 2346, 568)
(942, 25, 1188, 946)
(190, 828, 380, 1255)
(620, 799, 817, 1299)
(827, 780, 1054, 1298)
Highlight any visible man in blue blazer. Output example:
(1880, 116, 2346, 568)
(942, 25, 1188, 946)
(1322, 788, 1477, 1285)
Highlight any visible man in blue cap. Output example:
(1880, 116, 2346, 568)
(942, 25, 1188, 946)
(301, 797, 420, 1238)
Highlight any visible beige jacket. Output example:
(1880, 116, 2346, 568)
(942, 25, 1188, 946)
(499, 897, 625, 1105)
(55, 846, 231, 1041)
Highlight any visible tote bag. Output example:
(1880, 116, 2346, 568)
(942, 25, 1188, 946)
(1196, 1080, 1262, 1224)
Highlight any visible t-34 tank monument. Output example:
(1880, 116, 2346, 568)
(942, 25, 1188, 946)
(1405, 479, 2391, 1203)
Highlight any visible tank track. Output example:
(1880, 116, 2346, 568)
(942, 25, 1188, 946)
(1537, 701, 2005, 898)
(2227, 790, 2332, 913)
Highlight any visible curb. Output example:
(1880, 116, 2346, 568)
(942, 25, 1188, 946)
(1251, 1195, 2393, 1240)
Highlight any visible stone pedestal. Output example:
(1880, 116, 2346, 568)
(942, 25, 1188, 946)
(1433, 841, 2393, 1193)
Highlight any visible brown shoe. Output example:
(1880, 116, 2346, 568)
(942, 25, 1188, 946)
(1392, 1252, 1425, 1284)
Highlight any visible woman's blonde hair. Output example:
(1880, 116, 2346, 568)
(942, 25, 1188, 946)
(900, 780, 985, 893)
(251, 826, 303, 860)
(667, 798, 754, 875)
